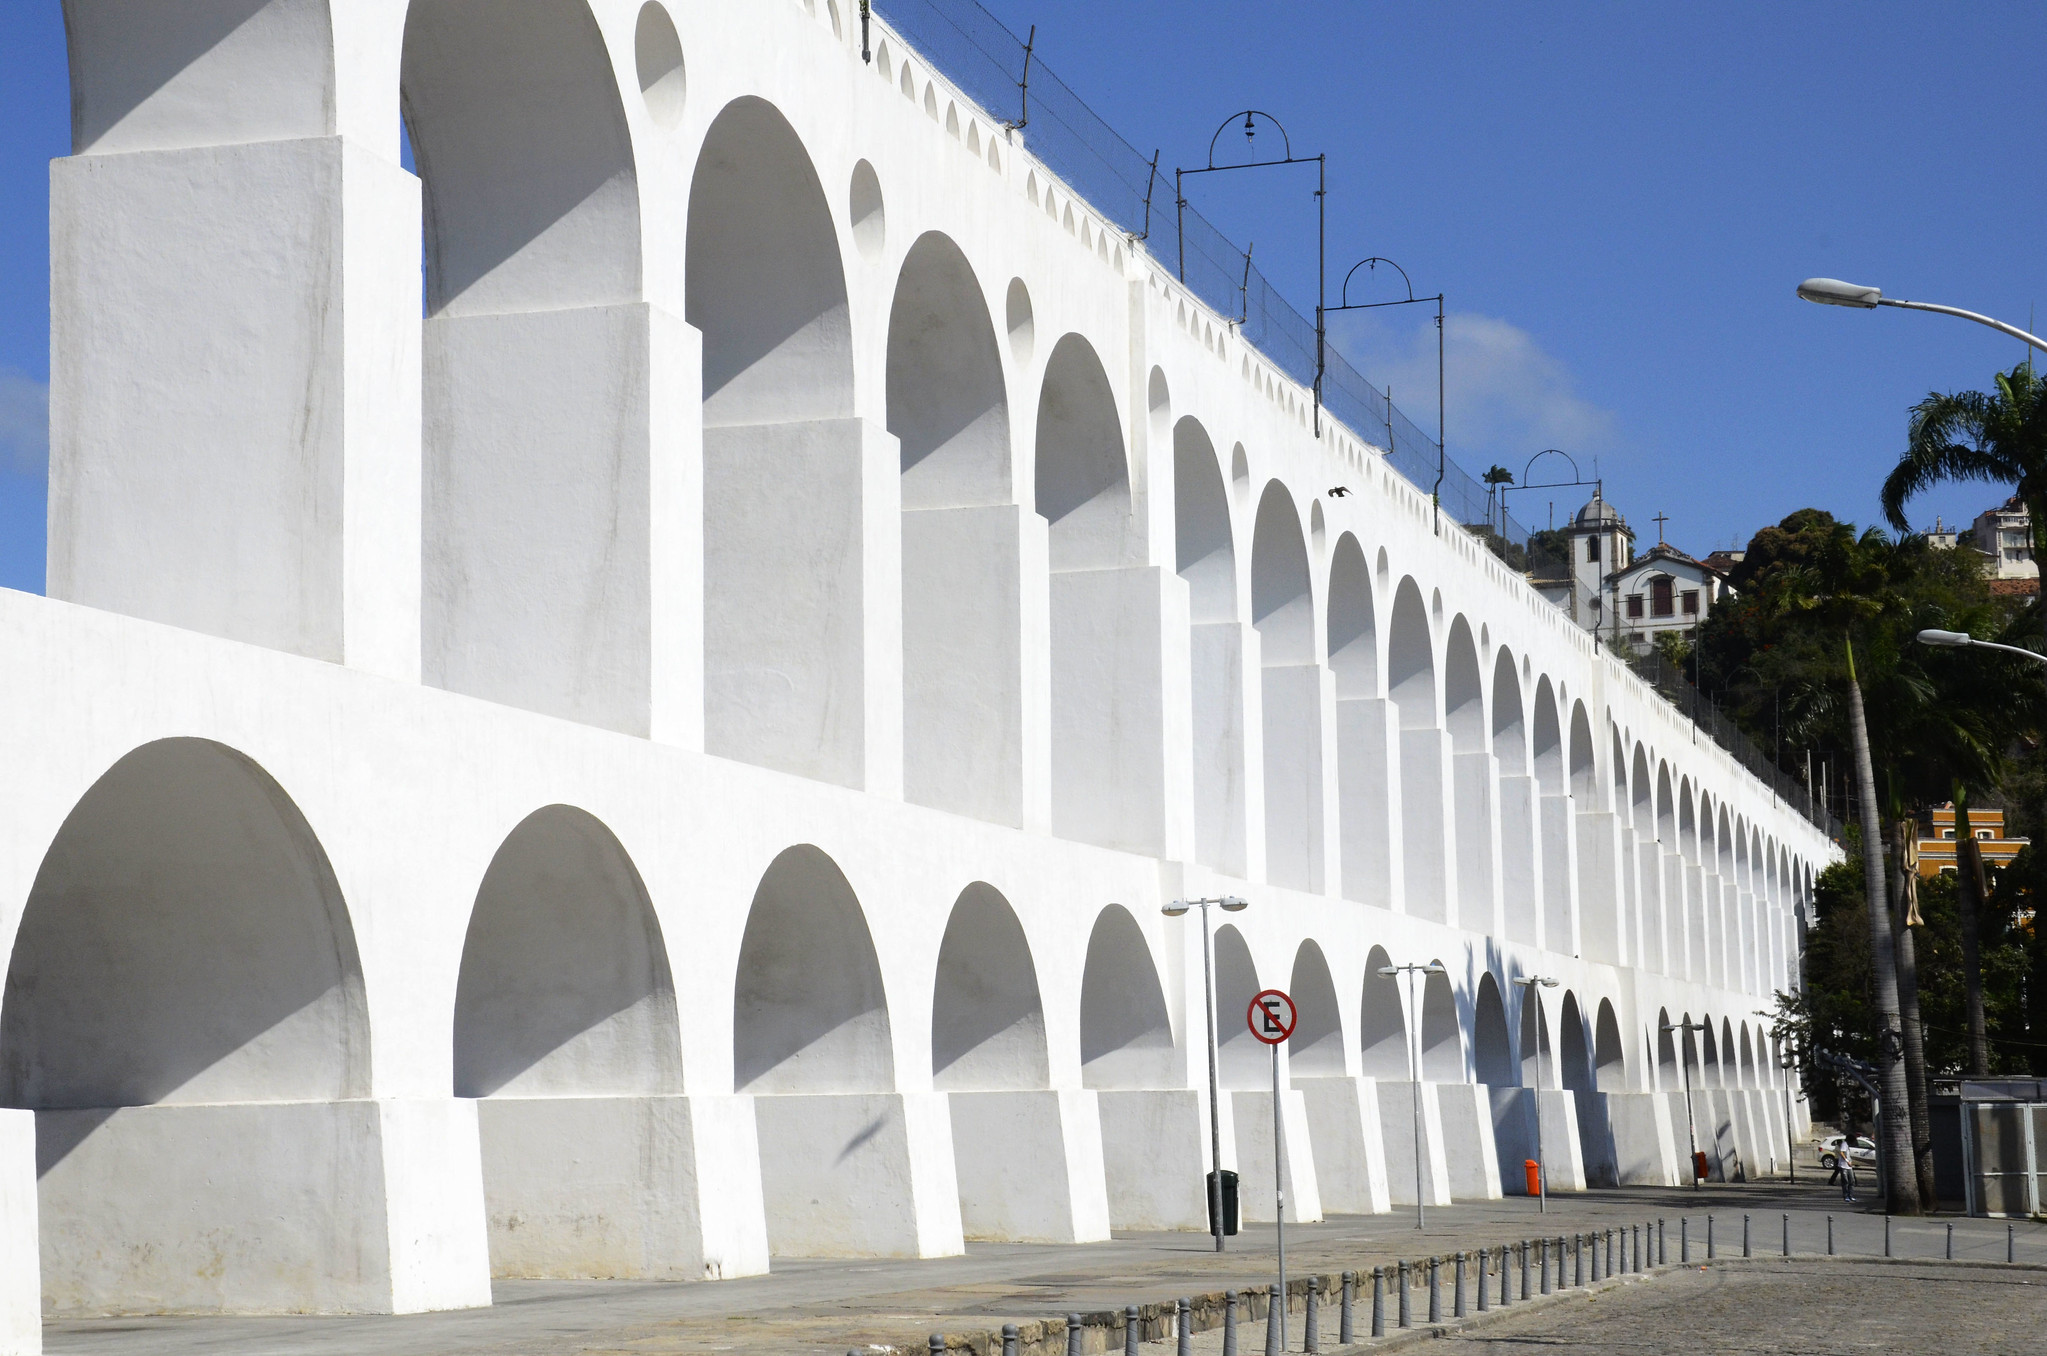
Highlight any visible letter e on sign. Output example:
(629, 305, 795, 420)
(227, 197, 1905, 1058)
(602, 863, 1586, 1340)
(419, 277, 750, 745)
(1248, 988, 1297, 1045)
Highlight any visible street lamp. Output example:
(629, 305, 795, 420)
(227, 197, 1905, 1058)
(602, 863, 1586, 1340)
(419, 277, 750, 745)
(1163, 895, 1249, 1252)
(1917, 629, 2047, 665)
(1513, 975, 1560, 1212)
(1797, 279, 2047, 354)
(1661, 1018, 1709, 1190)
(1378, 959, 1447, 1228)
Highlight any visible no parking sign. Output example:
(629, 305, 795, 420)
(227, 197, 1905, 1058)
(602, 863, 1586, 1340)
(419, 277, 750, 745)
(1248, 988, 1296, 1044)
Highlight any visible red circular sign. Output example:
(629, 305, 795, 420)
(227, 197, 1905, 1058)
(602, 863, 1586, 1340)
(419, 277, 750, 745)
(1248, 988, 1297, 1044)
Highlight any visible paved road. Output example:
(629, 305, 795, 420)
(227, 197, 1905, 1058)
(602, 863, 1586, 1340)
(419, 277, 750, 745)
(44, 1180, 2047, 1355)
(1440, 1259, 2047, 1354)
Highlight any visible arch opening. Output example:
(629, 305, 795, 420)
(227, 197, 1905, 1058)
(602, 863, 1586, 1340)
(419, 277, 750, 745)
(732, 846, 892, 1093)
(1420, 964, 1461, 1082)
(1214, 925, 1264, 1089)
(1177, 418, 1244, 874)
(1474, 975, 1513, 1087)
(890, 233, 1022, 824)
(1287, 942, 1344, 1078)
(691, 97, 866, 785)
(930, 884, 1047, 1091)
(1252, 482, 1323, 891)
(1445, 619, 1493, 930)
(1388, 579, 1447, 921)
(1079, 906, 1173, 1089)
(1329, 534, 1389, 906)
(1359, 946, 1409, 1079)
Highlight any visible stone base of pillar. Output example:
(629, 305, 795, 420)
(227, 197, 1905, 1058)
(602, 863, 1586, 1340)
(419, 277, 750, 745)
(1377, 1082, 1452, 1207)
(948, 1090, 1110, 1243)
(36, 1099, 491, 1316)
(475, 1093, 767, 1281)
(1295, 1076, 1392, 1214)
(1096, 1089, 1213, 1231)
(1485, 1088, 1588, 1195)
(1605, 1092, 1681, 1186)
(1228, 1088, 1323, 1222)
(1435, 1083, 1504, 1201)
(0, 1110, 36, 1353)
(752, 1093, 963, 1258)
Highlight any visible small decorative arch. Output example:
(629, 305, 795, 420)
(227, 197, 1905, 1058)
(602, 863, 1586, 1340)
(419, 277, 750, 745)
(930, 883, 1048, 1090)
(1079, 905, 1173, 1089)
(1359, 945, 1410, 1079)
(1288, 941, 1345, 1077)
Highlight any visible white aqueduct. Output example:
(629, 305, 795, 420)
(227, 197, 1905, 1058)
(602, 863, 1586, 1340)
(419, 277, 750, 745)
(0, 0, 1831, 1342)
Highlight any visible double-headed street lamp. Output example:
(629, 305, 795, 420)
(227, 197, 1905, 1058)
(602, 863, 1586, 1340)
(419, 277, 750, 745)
(1917, 629, 2047, 666)
(1797, 278, 2047, 355)
(1513, 974, 1560, 1212)
(1162, 895, 1248, 1252)
(1661, 1017, 1709, 1190)
(1378, 959, 1446, 1228)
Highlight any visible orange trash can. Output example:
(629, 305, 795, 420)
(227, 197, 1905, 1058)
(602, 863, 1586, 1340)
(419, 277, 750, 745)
(1524, 1159, 1542, 1195)
(1693, 1150, 1710, 1182)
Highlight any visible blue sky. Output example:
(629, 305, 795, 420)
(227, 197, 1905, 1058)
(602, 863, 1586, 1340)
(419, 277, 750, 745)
(2, 3, 2043, 594)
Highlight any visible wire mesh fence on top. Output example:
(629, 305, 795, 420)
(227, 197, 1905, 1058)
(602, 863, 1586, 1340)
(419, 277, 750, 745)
(872, 0, 1830, 835)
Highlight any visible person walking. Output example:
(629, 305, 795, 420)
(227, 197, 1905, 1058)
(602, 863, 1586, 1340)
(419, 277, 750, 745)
(1838, 1151, 1858, 1204)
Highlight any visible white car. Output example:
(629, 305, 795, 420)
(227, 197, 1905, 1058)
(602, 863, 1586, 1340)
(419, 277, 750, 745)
(1814, 1134, 1876, 1169)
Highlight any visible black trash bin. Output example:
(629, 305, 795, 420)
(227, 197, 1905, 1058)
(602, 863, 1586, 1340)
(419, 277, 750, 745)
(1206, 1169, 1240, 1236)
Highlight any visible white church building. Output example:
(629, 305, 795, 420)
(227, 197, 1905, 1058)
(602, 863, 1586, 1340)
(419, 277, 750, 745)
(0, 2, 1829, 1345)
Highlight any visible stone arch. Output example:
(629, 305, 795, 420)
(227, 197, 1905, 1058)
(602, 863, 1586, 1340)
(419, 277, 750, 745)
(453, 805, 679, 1098)
(1178, 418, 1245, 875)
(1359, 946, 1409, 1079)
(1329, 534, 1388, 907)
(1214, 925, 1265, 1089)
(1719, 1017, 1736, 1090)
(1493, 649, 1538, 945)
(407, 0, 660, 731)
(1630, 744, 1653, 966)
(690, 97, 866, 785)
(1717, 804, 1737, 987)
(1039, 334, 1159, 855)
(1079, 905, 1173, 1089)
(1252, 482, 1323, 890)
(930, 883, 1048, 1090)
(3, 738, 368, 1108)
(0, 738, 371, 1311)
(1558, 993, 1590, 1094)
(732, 846, 892, 1093)
(1473, 974, 1514, 1087)
(1594, 999, 1626, 1092)
(1533, 679, 1572, 951)
(1679, 783, 1704, 982)
(1738, 1022, 1755, 1090)
(1655, 1007, 1677, 1092)
(1388, 579, 1447, 920)
(1420, 963, 1461, 1081)
(890, 232, 1021, 825)
(1445, 618, 1492, 929)
(1515, 981, 1553, 1089)
(1288, 941, 1344, 1078)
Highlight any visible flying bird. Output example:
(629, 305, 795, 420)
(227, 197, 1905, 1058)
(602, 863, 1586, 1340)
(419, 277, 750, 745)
(1328, 485, 1351, 498)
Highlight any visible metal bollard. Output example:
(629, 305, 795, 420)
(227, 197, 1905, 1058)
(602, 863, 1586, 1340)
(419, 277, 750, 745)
(1428, 1256, 1441, 1324)
(1606, 1226, 1615, 1277)
(1521, 1239, 1532, 1298)
(1455, 1251, 1467, 1317)
(1575, 1232, 1584, 1287)
(931, 1335, 945, 1356)
(1589, 1230, 1599, 1283)
(1783, 1213, 1790, 1257)
(1635, 1224, 1643, 1272)
(1708, 1214, 1716, 1260)
(1743, 1214, 1751, 1258)
(1478, 1246, 1490, 1311)
(1885, 1215, 1892, 1259)
(1176, 1302, 1191, 1356)
(1539, 1237, 1551, 1295)
(1305, 1280, 1319, 1354)
(1340, 1272, 1355, 1346)
(1658, 1217, 1667, 1266)
(1947, 1223, 1954, 1261)
(1827, 1215, 1835, 1256)
(1006, 1326, 1021, 1356)
(1681, 1217, 1689, 1264)
(1397, 1261, 1411, 1329)
(1371, 1268, 1385, 1338)
(1264, 1288, 1280, 1356)
(1128, 1305, 1142, 1356)
(1224, 1294, 1239, 1356)
(1068, 1315, 1083, 1356)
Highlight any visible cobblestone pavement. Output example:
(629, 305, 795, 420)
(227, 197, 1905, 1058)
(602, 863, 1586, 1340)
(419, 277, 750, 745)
(1439, 1259, 2047, 1354)
(43, 1180, 2047, 1355)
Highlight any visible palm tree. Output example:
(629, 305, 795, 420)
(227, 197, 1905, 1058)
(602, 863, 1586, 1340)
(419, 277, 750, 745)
(1881, 363, 2047, 584)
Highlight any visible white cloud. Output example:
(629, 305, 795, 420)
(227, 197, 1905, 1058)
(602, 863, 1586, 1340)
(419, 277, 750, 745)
(1328, 310, 1617, 469)
(0, 370, 49, 478)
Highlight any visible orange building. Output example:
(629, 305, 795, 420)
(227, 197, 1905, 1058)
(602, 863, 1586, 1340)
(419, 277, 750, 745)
(1917, 804, 2029, 878)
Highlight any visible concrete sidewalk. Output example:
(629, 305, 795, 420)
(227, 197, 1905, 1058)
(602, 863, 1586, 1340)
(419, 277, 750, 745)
(46, 1180, 2047, 1356)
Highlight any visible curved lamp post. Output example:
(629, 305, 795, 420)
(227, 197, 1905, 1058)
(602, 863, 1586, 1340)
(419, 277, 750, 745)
(1797, 279, 2047, 354)
(1513, 974, 1560, 1211)
(1379, 959, 1447, 1227)
(1918, 628, 2047, 666)
(1163, 895, 1249, 1251)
